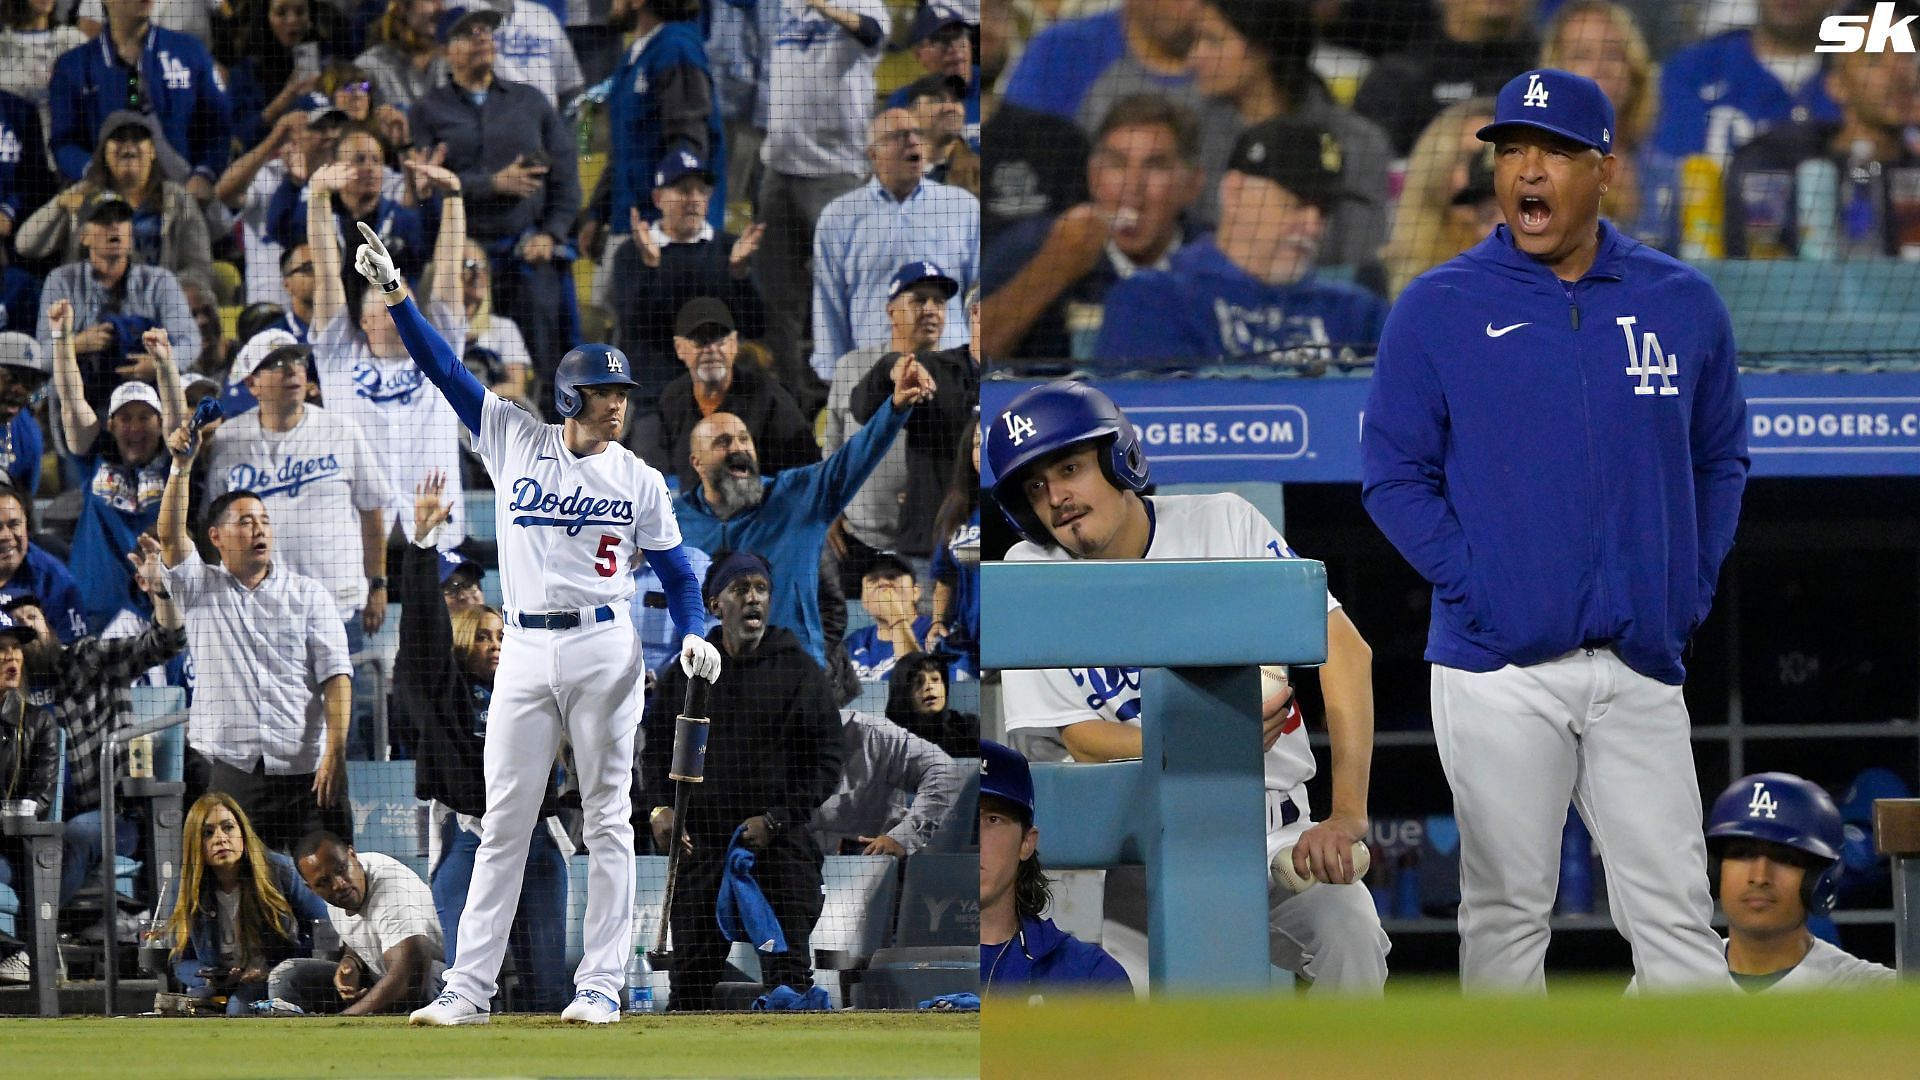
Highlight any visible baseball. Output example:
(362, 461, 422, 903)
(1261, 664, 1290, 703)
(1271, 841, 1371, 894)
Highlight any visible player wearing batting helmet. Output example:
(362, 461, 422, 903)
(1361, 69, 1749, 993)
(552, 344, 640, 418)
(1704, 773, 1894, 991)
(344, 221, 723, 1027)
(987, 380, 1389, 994)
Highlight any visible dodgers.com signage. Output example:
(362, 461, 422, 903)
(982, 373, 1920, 485)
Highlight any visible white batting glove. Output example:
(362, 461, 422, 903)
(680, 634, 722, 682)
(353, 221, 400, 290)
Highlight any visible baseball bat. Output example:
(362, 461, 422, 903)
(649, 674, 711, 969)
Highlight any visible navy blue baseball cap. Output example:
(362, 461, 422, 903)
(438, 549, 484, 587)
(980, 739, 1034, 819)
(654, 148, 714, 189)
(0, 609, 35, 644)
(888, 260, 959, 301)
(1476, 69, 1614, 154)
(435, 5, 501, 44)
(909, 0, 971, 45)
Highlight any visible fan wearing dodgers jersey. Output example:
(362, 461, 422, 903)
(987, 380, 1389, 994)
(342, 221, 724, 1027)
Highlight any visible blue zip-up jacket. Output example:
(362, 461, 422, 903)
(49, 25, 232, 183)
(673, 398, 910, 666)
(1361, 221, 1749, 685)
(980, 915, 1130, 995)
(608, 20, 725, 235)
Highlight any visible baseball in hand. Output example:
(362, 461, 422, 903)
(1271, 841, 1371, 894)
(1261, 665, 1289, 702)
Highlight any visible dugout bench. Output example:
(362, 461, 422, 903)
(981, 557, 1328, 993)
(1875, 798, 1920, 979)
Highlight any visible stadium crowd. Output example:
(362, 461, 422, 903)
(0, 0, 982, 1014)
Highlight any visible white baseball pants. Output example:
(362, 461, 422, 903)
(441, 610, 646, 1007)
(1431, 648, 1732, 993)
(1265, 789, 1391, 995)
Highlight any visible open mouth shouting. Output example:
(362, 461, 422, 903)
(1516, 193, 1553, 236)
(724, 451, 754, 480)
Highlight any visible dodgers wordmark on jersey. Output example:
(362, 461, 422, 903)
(313, 302, 468, 547)
(999, 492, 1338, 795)
(474, 393, 681, 614)
(207, 405, 394, 620)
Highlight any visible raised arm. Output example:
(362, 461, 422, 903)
(47, 298, 99, 453)
(402, 158, 467, 311)
(158, 416, 209, 567)
(215, 112, 306, 209)
(307, 162, 352, 329)
(145, 327, 189, 432)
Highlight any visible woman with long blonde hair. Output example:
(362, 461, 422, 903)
(1540, 0, 1660, 240)
(162, 793, 328, 1013)
(1381, 98, 1496, 298)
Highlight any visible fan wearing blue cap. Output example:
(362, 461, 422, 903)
(979, 739, 1131, 997)
(1701, 773, 1894, 992)
(1363, 70, 1749, 992)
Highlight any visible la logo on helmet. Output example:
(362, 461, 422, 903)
(1004, 412, 1037, 446)
(1748, 782, 1778, 819)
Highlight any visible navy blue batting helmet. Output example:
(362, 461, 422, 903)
(1706, 772, 1844, 917)
(553, 344, 638, 418)
(985, 381, 1148, 546)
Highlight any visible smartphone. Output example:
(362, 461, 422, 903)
(523, 149, 551, 170)
(293, 42, 321, 81)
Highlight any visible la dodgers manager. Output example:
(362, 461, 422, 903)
(1360, 69, 1750, 993)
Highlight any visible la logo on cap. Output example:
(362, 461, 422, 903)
(1522, 72, 1550, 108)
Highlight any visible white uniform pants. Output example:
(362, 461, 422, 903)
(1264, 789, 1391, 995)
(1431, 648, 1732, 993)
(441, 612, 646, 1007)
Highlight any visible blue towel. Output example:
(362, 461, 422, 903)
(751, 984, 832, 1011)
(716, 825, 788, 953)
(918, 992, 980, 1012)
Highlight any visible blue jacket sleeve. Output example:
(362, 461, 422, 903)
(642, 542, 707, 642)
(267, 179, 305, 249)
(189, 48, 233, 181)
(1359, 287, 1477, 608)
(47, 53, 90, 183)
(802, 396, 910, 520)
(1652, 51, 1709, 158)
(388, 295, 486, 434)
(1688, 292, 1749, 625)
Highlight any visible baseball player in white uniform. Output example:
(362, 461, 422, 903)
(340, 223, 723, 1027)
(988, 382, 1389, 993)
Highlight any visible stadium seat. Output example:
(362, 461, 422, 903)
(946, 680, 980, 717)
(128, 686, 188, 783)
(465, 490, 497, 541)
(849, 852, 978, 1008)
(922, 757, 978, 855)
(810, 854, 901, 1006)
(850, 680, 891, 716)
(345, 761, 429, 880)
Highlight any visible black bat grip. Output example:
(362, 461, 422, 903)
(683, 673, 709, 720)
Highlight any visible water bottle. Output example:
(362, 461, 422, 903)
(1842, 139, 1886, 260)
(1795, 158, 1841, 261)
(625, 947, 654, 1013)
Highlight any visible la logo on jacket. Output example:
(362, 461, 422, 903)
(1617, 315, 1678, 397)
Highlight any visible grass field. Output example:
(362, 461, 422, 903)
(982, 980, 1920, 1079)
(1, 1012, 979, 1079)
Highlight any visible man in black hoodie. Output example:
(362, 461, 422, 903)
(644, 552, 842, 1011)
